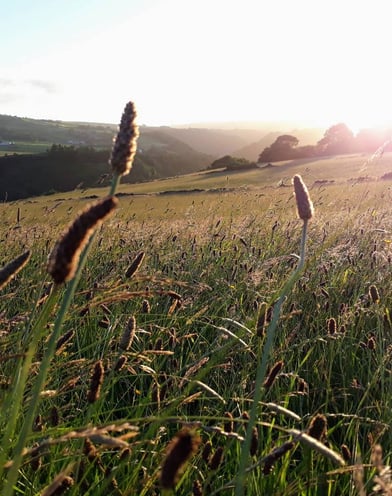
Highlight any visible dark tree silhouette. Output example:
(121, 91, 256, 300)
(258, 135, 299, 162)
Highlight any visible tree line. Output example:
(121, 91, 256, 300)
(208, 123, 392, 171)
(257, 123, 392, 163)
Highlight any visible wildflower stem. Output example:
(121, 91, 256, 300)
(235, 219, 308, 495)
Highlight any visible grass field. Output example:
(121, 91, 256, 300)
(0, 142, 51, 156)
(1, 152, 392, 495)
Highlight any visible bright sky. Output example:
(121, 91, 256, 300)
(2, 0, 392, 130)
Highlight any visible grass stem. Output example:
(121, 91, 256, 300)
(234, 219, 308, 495)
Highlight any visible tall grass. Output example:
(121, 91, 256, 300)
(1, 104, 392, 494)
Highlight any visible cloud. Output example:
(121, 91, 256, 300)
(0, 78, 58, 94)
(27, 79, 58, 94)
(0, 78, 14, 88)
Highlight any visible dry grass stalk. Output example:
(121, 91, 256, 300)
(289, 429, 345, 466)
(110, 101, 139, 176)
(119, 315, 136, 351)
(371, 444, 392, 495)
(0, 250, 31, 290)
(160, 427, 201, 490)
(125, 251, 145, 278)
(293, 175, 314, 220)
(179, 357, 209, 389)
(48, 197, 118, 284)
(87, 360, 104, 403)
(4, 423, 137, 468)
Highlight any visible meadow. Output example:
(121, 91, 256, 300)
(0, 142, 51, 156)
(1, 144, 392, 495)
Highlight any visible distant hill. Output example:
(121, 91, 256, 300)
(0, 114, 117, 147)
(233, 128, 325, 161)
(0, 116, 217, 200)
(0, 113, 327, 200)
(156, 126, 262, 156)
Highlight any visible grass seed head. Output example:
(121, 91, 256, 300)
(50, 406, 60, 427)
(293, 174, 314, 221)
(308, 413, 327, 441)
(48, 196, 118, 285)
(55, 329, 75, 353)
(209, 446, 224, 471)
(262, 441, 295, 475)
(250, 426, 259, 457)
(125, 251, 145, 278)
(192, 479, 203, 496)
(202, 441, 212, 463)
(114, 355, 127, 372)
(87, 360, 105, 403)
(160, 427, 201, 490)
(110, 101, 139, 176)
(0, 250, 31, 290)
(327, 317, 337, 335)
(369, 284, 380, 303)
(263, 360, 284, 389)
(341, 444, 352, 462)
(119, 315, 136, 351)
(142, 299, 151, 313)
(223, 412, 234, 433)
(41, 474, 74, 496)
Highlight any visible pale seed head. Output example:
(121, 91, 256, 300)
(293, 174, 314, 220)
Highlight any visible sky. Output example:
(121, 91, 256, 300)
(2, 0, 392, 131)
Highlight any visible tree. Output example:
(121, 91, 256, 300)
(316, 123, 354, 155)
(258, 135, 299, 163)
(207, 155, 256, 171)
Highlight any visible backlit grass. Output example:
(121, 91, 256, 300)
(1, 135, 392, 494)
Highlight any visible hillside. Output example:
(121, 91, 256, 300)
(0, 114, 117, 147)
(156, 126, 262, 156)
(0, 115, 261, 156)
(0, 113, 332, 201)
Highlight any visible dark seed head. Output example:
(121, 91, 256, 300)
(0, 250, 31, 290)
(110, 101, 139, 177)
(87, 360, 104, 403)
(160, 428, 201, 490)
(48, 197, 117, 285)
(308, 413, 327, 441)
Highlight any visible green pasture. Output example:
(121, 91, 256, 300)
(1, 152, 392, 494)
(0, 141, 50, 156)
